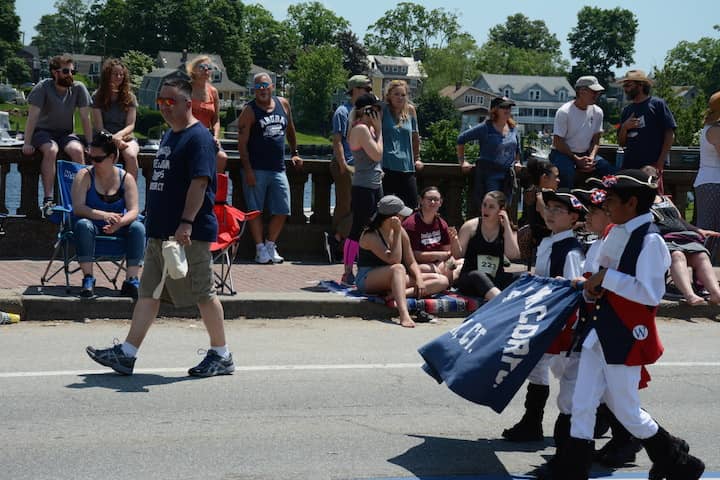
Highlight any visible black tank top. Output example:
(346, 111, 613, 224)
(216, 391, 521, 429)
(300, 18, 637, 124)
(460, 221, 505, 277)
(358, 229, 393, 268)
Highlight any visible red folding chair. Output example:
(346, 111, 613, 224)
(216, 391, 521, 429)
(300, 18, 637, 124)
(211, 173, 260, 295)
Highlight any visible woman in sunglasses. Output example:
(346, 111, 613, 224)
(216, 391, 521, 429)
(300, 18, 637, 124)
(186, 55, 228, 172)
(91, 58, 139, 179)
(71, 130, 145, 298)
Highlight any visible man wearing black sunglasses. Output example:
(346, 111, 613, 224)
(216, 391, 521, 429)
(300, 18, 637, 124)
(23, 54, 92, 217)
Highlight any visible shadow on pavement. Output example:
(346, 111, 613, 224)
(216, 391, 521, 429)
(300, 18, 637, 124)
(388, 434, 522, 477)
(65, 373, 197, 393)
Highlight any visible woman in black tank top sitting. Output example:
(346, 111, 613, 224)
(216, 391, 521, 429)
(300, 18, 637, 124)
(357, 195, 449, 328)
(454, 191, 521, 301)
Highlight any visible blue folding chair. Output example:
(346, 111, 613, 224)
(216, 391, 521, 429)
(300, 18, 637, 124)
(40, 160, 130, 293)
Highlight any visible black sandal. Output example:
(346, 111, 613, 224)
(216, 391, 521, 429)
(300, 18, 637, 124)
(415, 310, 438, 323)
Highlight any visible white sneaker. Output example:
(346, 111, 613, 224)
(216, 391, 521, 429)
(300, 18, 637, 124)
(255, 244, 272, 264)
(265, 242, 284, 263)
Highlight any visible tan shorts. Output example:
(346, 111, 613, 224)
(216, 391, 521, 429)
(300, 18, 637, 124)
(138, 238, 216, 307)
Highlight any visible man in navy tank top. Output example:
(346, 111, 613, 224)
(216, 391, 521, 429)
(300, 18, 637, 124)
(237, 73, 302, 264)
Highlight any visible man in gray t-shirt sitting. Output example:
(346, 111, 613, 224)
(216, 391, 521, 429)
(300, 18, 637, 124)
(22, 54, 92, 216)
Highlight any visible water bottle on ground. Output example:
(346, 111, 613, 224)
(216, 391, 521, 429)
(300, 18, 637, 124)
(0, 311, 20, 324)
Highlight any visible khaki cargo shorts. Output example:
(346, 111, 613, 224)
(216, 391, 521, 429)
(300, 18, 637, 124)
(138, 238, 216, 307)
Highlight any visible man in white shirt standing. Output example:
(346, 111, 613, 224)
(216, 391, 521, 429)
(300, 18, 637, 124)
(550, 76, 615, 189)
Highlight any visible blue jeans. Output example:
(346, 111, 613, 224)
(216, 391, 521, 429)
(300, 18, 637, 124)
(549, 150, 616, 189)
(74, 218, 146, 267)
(242, 169, 291, 215)
(474, 162, 513, 209)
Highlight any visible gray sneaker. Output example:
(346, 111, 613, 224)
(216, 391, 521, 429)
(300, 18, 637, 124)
(188, 350, 235, 377)
(86, 343, 135, 375)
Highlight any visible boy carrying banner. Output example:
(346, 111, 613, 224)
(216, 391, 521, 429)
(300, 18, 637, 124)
(556, 170, 705, 479)
(503, 190, 586, 442)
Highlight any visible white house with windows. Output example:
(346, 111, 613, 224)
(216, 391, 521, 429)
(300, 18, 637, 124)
(473, 73, 575, 134)
(366, 55, 426, 99)
(439, 83, 499, 131)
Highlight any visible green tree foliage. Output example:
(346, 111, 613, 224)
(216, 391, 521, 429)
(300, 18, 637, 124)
(655, 35, 720, 97)
(414, 90, 459, 137)
(422, 33, 480, 93)
(364, 2, 461, 57)
(475, 42, 569, 76)
(334, 29, 368, 75)
(567, 6, 638, 84)
(287, 45, 347, 133)
(488, 13, 561, 54)
(200, 0, 251, 82)
(5, 56, 31, 85)
(85, 0, 129, 57)
(242, 4, 299, 72)
(55, 0, 89, 54)
(120, 50, 154, 92)
(422, 119, 460, 163)
(477, 14, 567, 76)
(0, 0, 21, 67)
(284, 2, 349, 47)
(32, 14, 73, 57)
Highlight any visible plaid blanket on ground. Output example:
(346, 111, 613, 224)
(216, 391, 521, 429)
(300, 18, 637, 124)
(317, 280, 483, 315)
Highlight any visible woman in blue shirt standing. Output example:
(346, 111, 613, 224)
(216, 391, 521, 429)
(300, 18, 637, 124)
(457, 97, 522, 211)
(381, 80, 422, 209)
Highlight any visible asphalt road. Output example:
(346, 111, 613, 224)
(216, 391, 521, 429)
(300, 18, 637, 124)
(1, 316, 718, 480)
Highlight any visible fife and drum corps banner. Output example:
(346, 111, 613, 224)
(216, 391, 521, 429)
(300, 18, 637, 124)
(418, 274, 583, 413)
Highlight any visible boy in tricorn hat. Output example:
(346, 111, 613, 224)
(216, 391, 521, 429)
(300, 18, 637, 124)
(502, 190, 586, 443)
(555, 170, 705, 479)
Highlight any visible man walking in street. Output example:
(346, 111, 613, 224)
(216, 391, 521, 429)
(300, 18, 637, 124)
(618, 69, 677, 174)
(22, 54, 92, 216)
(237, 73, 302, 264)
(86, 78, 233, 377)
(550, 75, 615, 188)
(324, 74, 373, 265)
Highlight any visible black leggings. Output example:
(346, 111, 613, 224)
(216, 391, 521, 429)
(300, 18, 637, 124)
(382, 170, 418, 209)
(456, 270, 520, 298)
(349, 185, 383, 241)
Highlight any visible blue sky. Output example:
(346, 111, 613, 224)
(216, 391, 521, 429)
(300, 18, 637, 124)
(16, 0, 720, 75)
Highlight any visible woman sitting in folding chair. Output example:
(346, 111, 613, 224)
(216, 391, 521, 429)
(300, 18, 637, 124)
(71, 130, 145, 298)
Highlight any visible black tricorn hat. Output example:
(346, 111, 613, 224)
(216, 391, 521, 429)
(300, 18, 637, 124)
(571, 187, 607, 209)
(599, 169, 658, 191)
(541, 189, 587, 218)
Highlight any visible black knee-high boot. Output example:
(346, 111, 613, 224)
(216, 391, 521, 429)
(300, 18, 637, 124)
(552, 437, 595, 480)
(642, 426, 705, 480)
(535, 413, 571, 480)
(594, 407, 642, 467)
(502, 383, 549, 442)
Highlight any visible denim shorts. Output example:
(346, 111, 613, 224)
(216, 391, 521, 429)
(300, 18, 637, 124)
(242, 169, 291, 215)
(31, 129, 83, 151)
(355, 266, 374, 293)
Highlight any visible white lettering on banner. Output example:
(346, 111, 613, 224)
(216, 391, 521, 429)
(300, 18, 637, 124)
(525, 286, 553, 308)
(494, 283, 555, 388)
(502, 284, 536, 303)
(450, 322, 487, 354)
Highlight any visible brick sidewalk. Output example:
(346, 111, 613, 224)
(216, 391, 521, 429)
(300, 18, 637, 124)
(0, 258, 344, 293)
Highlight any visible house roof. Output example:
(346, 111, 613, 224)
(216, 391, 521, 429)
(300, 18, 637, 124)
(367, 55, 426, 79)
(19, 45, 39, 58)
(250, 64, 276, 77)
(439, 85, 496, 101)
(144, 68, 184, 79)
(66, 53, 102, 62)
(478, 73, 573, 95)
(157, 51, 226, 72)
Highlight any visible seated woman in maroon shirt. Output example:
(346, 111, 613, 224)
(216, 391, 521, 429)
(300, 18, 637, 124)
(402, 186, 462, 285)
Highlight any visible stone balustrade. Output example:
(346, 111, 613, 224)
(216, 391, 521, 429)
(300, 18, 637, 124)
(0, 144, 701, 259)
